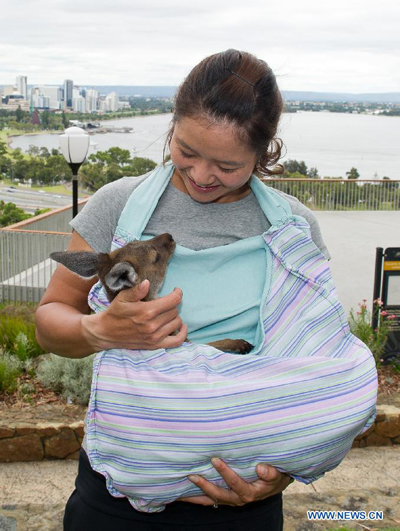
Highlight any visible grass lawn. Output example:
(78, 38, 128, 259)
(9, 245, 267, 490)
(31, 184, 72, 195)
(32, 183, 93, 197)
(0, 129, 25, 145)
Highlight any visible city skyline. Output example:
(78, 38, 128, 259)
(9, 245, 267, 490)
(0, 75, 124, 113)
(0, 0, 399, 94)
(2, 75, 400, 108)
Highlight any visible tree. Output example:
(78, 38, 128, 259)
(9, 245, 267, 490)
(382, 176, 398, 192)
(346, 167, 360, 180)
(283, 160, 308, 176)
(0, 201, 31, 227)
(79, 162, 107, 191)
(34, 207, 51, 216)
(41, 111, 50, 128)
(89, 147, 132, 166)
(308, 167, 320, 179)
(39, 147, 50, 159)
(107, 147, 132, 165)
(27, 145, 41, 157)
(61, 112, 69, 128)
(127, 157, 157, 176)
(15, 105, 24, 123)
(0, 143, 11, 175)
(46, 154, 73, 183)
(0, 141, 7, 157)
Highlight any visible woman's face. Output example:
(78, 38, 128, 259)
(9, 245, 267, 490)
(170, 115, 258, 204)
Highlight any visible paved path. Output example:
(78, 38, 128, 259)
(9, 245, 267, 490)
(314, 211, 400, 316)
(1, 447, 399, 530)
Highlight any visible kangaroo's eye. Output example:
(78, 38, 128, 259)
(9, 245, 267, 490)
(150, 249, 161, 263)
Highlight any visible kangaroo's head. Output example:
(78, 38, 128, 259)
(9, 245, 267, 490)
(50, 233, 176, 301)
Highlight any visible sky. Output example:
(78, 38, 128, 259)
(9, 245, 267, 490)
(0, 0, 399, 94)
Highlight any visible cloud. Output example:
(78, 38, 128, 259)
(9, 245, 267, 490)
(0, 0, 399, 92)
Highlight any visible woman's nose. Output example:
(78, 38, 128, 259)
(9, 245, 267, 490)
(189, 160, 215, 184)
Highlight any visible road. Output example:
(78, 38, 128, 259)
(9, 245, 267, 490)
(0, 185, 72, 214)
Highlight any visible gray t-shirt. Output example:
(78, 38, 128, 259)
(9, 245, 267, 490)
(70, 171, 330, 259)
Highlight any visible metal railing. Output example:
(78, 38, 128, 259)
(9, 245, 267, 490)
(0, 200, 88, 304)
(0, 230, 71, 303)
(1, 179, 399, 304)
(262, 179, 400, 211)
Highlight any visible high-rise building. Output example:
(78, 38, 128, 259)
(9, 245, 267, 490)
(64, 79, 73, 108)
(73, 95, 86, 113)
(85, 89, 99, 113)
(105, 92, 119, 112)
(16, 76, 28, 99)
(31, 87, 51, 109)
(36, 86, 63, 110)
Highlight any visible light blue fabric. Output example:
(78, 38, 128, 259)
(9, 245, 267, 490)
(117, 164, 297, 351)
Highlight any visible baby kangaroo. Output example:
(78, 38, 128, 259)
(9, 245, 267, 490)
(50, 233, 253, 354)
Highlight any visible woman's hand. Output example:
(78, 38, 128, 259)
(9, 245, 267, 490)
(179, 458, 292, 507)
(82, 279, 187, 352)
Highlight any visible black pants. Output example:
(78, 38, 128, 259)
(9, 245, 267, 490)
(64, 449, 284, 531)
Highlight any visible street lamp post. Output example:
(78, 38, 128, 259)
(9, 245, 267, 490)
(59, 126, 90, 218)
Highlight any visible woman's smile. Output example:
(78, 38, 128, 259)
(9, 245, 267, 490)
(186, 173, 220, 193)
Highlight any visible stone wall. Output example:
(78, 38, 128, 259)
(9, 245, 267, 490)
(0, 405, 399, 462)
(0, 422, 84, 462)
(352, 405, 400, 448)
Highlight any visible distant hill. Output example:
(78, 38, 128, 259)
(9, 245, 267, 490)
(3, 85, 400, 103)
(91, 87, 400, 103)
(281, 91, 400, 103)
(90, 86, 178, 98)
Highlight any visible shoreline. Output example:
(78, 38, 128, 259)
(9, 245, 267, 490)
(5, 111, 171, 150)
(6, 130, 61, 150)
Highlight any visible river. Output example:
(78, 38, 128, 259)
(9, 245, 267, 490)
(10, 112, 400, 180)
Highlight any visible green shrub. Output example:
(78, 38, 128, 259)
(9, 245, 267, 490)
(0, 352, 24, 393)
(349, 299, 396, 362)
(0, 314, 44, 359)
(0, 304, 36, 322)
(36, 353, 95, 405)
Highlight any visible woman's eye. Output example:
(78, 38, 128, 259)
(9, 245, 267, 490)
(179, 148, 194, 158)
(219, 167, 237, 174)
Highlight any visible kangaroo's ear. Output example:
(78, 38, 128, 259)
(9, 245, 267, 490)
(105, 262, 138, 292)
(50, 251, 102, 278)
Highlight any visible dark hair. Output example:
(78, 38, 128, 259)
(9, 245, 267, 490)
(165, 49, 284, 176)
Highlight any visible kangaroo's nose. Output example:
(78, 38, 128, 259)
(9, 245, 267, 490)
(160, 233, 174, 242)
(153, 233, 175, 247)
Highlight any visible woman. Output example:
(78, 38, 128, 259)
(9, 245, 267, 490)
(36, 49, 376, 530)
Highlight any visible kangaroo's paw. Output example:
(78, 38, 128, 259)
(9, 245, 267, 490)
(207, 339, 254, 354)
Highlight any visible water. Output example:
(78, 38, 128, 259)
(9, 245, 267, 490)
(10, 112, 400, 180)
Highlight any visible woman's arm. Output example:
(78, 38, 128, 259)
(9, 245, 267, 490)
(35, 231, 187, 358)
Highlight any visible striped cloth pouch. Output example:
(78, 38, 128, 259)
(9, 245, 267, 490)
(85, 218, 377, 513)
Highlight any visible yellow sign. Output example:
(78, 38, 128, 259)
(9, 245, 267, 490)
(384, 261, 400, 271)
